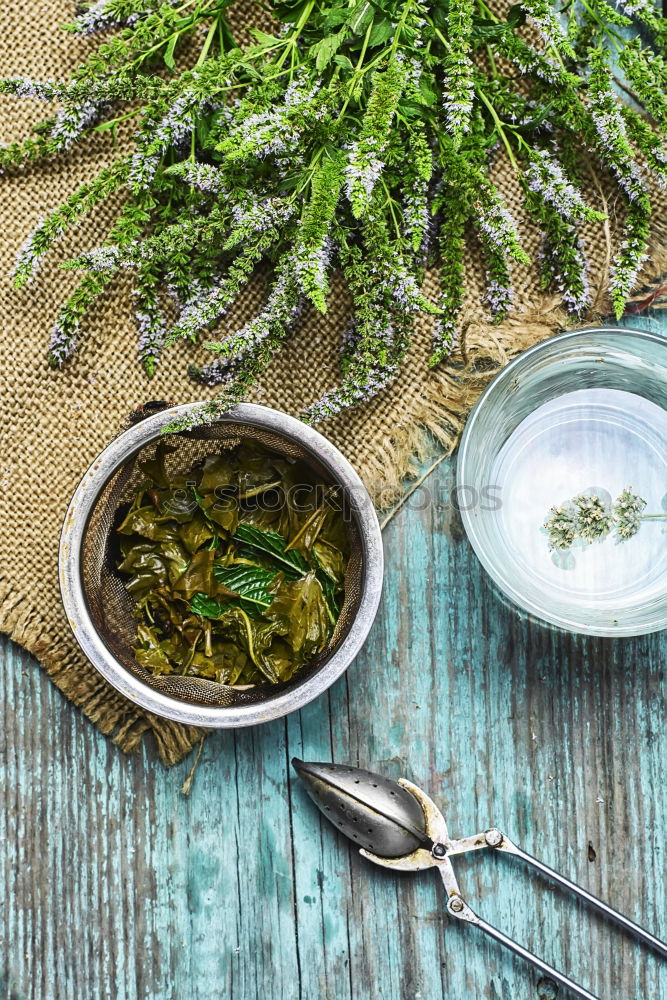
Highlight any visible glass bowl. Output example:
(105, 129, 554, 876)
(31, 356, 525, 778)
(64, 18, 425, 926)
(457, 327, 667, 636)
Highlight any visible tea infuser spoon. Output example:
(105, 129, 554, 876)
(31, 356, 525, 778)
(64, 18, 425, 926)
(292, 759, 667, 1000)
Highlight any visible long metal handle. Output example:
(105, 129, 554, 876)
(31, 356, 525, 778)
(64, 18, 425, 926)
(491, 832, 667, 959)
(446, 895, 599, 1000)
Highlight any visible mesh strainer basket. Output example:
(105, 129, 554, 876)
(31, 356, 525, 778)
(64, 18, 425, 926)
(59, 402, 383, 727)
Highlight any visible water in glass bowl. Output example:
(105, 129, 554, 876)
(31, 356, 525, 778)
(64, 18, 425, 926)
(490, 387, 667, 616)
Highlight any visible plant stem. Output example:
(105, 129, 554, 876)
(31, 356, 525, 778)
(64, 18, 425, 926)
(486, 43, 499, 79)
(337, 19, 373, 120)
(477, 88, 519, 170)
(389, 0, 416, 57)
(381, 176, 402, 239)
(196, 17, 218, 66)
(275, 0, 316, 70)
(579, 0, 624, 50)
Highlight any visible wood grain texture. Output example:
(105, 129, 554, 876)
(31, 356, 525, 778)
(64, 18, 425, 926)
(1, 315, 666, 1000)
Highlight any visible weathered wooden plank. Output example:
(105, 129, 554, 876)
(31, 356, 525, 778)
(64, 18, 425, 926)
(1, 312, 666, 1000)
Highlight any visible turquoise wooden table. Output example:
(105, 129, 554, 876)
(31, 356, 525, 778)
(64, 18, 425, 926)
(1, 314, 666, 1000)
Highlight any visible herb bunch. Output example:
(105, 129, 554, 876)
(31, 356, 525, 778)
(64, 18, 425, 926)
(3, 0, 667, 428)
(544, 487, 667, 551)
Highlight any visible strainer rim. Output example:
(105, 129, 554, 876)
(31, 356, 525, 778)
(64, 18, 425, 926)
(59, 402, 383, 727)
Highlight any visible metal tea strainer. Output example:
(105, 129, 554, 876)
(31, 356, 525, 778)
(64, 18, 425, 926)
(292, 759, 667, 1000)
(59, 403, 383, 728)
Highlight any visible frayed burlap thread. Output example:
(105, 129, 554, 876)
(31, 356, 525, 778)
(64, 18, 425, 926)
(0, 1, 665, 764)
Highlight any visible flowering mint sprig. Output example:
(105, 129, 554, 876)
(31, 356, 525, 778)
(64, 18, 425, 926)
(587, 48, 646, 203)
(292, 151, 345, 313)
(544, 488, 666, 551)
(615, 0, 667, 50)
(302, 204, 415, 422)
(400, 120, 432, 252)
(520, 0, 575, 61)
(586, 46, 652, 317)
(620, 106, 667, 187)
(48, 197, 150, 367)
(193, 258, 302, 400)
(441, 0, 475, 148)
(525, 149, 604, 225)
(134, 261, 166, 376)
(165, 159, 228, 195)
(522, 147, 597, 315)
(64, 0, 180, 36)
(215, 72, 329, 166)
(538, 217, 591, 315)
(13, 158, 130, 287)
(619, 40, 667, 132)
(428, 127, 475, 364)
(345, 58, 406, 219)
(3, 0, 667, 428)
(473, 183, 530, 318)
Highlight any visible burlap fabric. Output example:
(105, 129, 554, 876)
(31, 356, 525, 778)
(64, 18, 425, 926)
(1, 1, 665, 764)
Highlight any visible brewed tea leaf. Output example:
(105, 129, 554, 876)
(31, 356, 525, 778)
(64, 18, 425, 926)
(213, 564, 277, 608)
(138, 442, 177, 489)
(116, 506, 180, 541)
(198, 490, 239, 534)
(118, 543, 169, 598)
(173, 548, 215, 599)
(190, 592, 226, 619)
(266, 570, 331, 656)
(234, 523, 310, 576)
(178, 511, 214, 554)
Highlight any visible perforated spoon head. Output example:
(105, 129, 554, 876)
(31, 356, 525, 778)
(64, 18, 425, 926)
(292, 759, 431, 858)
